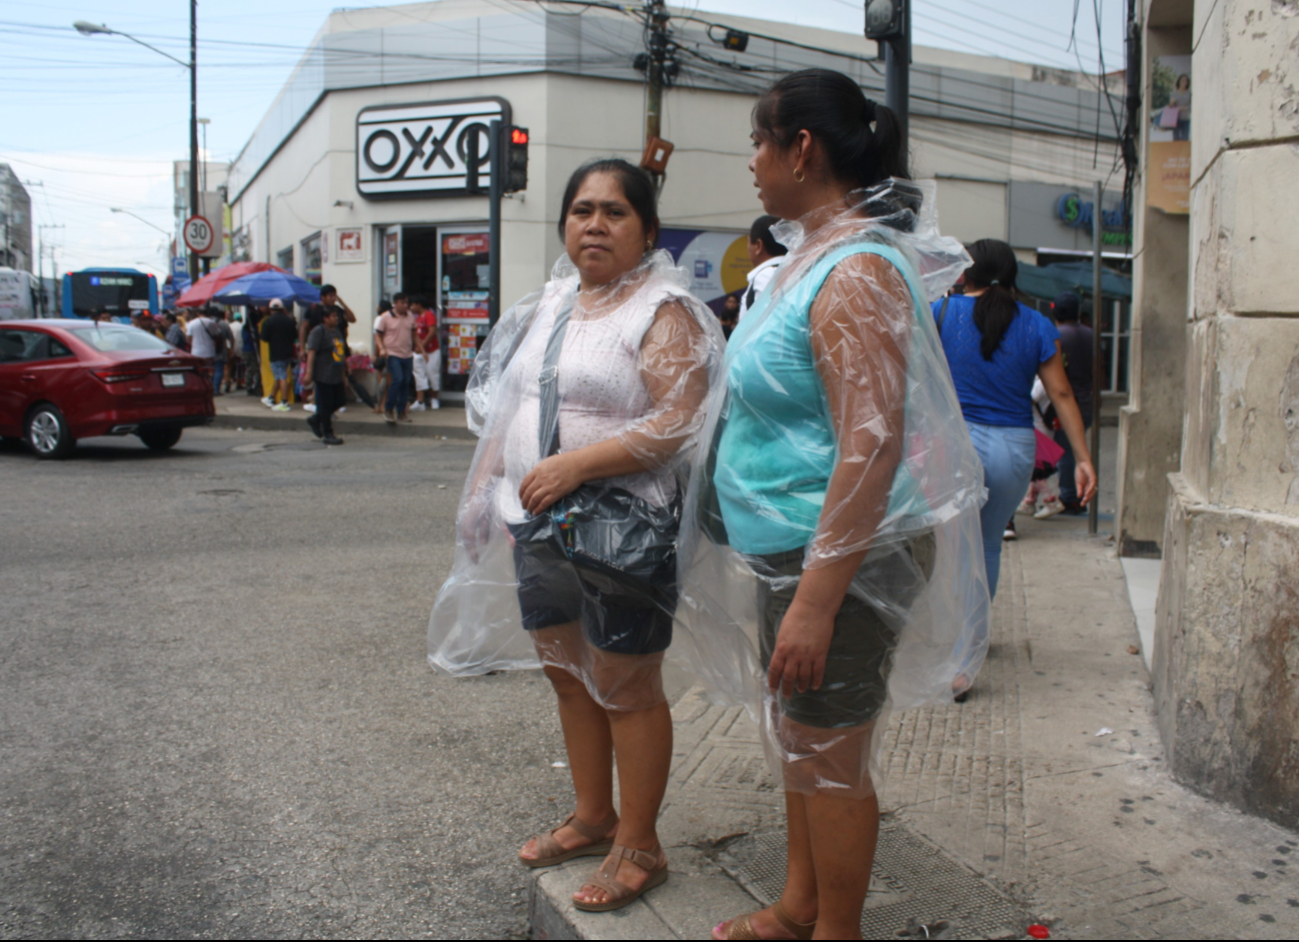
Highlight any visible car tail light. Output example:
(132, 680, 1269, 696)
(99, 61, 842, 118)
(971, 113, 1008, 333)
(92, 368, 149, 384)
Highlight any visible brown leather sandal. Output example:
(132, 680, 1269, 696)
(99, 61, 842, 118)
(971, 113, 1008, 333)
(518, 810, 618, 869)
(571, 843, 669, 912)
(714, 900, 816, 940)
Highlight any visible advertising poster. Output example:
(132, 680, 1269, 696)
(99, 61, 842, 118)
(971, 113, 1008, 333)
(658, 228, 753, 314)
(1148, 55, 1191, 214)
(446, 323, 480, 375)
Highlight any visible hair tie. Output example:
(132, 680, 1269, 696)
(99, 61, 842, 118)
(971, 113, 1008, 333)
(990, 279, 1001, 286)
(861, 98, 877, 125)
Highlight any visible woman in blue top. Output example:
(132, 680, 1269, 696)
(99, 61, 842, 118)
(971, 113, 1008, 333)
(685, 69, 989, 941)
(933, 239, 1096, 603)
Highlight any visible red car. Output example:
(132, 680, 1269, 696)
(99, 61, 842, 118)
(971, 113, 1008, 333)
(0, 319, 214, 459)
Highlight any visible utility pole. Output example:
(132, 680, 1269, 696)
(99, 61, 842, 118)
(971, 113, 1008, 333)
(865, 0, 910, 152)
(645, 0, 668, 148)
(38, 224, 64, 317)
(1089, 180, 1104, 536)
(189, 0, 200, 281)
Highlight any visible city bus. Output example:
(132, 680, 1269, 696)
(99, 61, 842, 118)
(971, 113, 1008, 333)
(61, 268, 159, 322)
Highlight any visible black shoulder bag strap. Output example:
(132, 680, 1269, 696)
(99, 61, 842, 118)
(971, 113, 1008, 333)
(937, 295, 951, 334)
(536, 294, 576, 458)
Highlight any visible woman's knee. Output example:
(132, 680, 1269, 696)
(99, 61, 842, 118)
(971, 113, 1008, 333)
(542, 663, 588, 697)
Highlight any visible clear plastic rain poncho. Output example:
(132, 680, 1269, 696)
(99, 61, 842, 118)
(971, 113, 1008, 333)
(428, 249, 724, 710)
(672, 179, 991, 797)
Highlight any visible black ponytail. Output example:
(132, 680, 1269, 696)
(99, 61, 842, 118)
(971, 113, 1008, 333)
(753, 68, 909, 189)
(963, 239, 1021, 360)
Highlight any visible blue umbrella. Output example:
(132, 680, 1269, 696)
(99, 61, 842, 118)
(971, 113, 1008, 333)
(212, 270, 321, 306)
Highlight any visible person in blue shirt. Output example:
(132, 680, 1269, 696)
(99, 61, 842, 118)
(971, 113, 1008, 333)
(934, 239, 1096, 605)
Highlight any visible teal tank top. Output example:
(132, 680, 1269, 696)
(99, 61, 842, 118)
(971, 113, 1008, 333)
(715, 242, 930, 555)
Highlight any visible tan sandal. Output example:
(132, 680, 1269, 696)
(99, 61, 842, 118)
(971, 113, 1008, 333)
(714, 900, 816, 940)
(518, 810, 618, 869)
(572, 843, 669, 912)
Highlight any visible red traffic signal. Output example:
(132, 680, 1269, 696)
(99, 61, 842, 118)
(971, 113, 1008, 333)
(506, 126, 529, 193)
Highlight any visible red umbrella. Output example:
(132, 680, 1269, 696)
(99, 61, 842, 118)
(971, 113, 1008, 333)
(175, 261, 287, 307)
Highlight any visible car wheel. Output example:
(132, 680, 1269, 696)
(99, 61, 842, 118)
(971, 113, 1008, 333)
(138, 427, 182, 451)
(26, 404, 75, 460)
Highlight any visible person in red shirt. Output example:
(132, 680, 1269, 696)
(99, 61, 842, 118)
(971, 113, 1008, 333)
(410, 295, 441, 411)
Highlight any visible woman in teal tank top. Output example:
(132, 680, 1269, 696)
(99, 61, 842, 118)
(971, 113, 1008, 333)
(676, 70, 990, 941)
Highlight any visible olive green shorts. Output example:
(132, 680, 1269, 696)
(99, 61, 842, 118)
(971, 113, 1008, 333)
(755, 533, 936, 730)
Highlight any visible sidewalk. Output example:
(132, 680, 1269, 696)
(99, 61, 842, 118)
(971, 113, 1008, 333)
(530, 513, 1299, 940)
(208, 393, 475, 440)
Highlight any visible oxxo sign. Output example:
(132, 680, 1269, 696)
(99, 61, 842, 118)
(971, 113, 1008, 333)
(356, 98, 510, 198)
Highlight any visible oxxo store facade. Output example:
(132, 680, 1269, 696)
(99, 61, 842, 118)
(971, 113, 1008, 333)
(227, 73, 763, 398)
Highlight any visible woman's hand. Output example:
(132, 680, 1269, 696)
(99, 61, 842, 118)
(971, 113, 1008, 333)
(767, 599, 837, 697)
(1075, 458, 1098, 507)
(519, 452, 587, 516)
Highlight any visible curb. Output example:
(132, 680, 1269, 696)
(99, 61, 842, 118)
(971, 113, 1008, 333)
(208, 410, 476, 441)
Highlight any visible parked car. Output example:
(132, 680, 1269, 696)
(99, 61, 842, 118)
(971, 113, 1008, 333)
(0, 319, 214, 459)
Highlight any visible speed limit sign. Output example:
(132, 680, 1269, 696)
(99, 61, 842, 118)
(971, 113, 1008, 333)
(183, 215, 215, 255)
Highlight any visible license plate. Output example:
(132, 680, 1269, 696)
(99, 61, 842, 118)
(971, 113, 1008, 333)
(161, 373, 185, 388)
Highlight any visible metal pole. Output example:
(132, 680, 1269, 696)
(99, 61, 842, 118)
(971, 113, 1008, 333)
(883, 0, 911, 152)
(644, 0, 668, 184)
(1089, 180, 1104, 535)
(189, 0, 200, 282)
(488, 120, 503, 327)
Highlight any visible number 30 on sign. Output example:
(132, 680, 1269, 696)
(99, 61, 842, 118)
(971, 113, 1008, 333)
(184, 215, 214, 255)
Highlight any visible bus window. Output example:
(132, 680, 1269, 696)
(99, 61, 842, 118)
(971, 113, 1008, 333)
(62, 269, 158, 321)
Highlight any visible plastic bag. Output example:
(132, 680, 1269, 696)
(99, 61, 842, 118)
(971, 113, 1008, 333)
(673, 179, 991, 797)
(429, 249, 724, 710)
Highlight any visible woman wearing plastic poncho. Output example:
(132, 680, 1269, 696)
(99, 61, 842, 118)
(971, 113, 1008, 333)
(428, 159, 722, 912)
(683, 70, 991, 940)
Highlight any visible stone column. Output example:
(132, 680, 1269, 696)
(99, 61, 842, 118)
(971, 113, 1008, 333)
(1116, 9, 1192, 558)
(1152, 0, 1299, 827)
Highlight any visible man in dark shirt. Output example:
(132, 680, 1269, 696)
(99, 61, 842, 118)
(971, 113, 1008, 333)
(304, 307, 347, 445)
(259, 299, 298, 410)
(1051, 291, 1094, 511)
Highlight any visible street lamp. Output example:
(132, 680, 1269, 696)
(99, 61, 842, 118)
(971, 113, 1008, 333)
(110, 207, 171, 236)
(75, 7, 199, 281)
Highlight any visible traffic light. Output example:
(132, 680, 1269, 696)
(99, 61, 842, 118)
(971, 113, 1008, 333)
(506, 126, 529, 193)
(864, 0, 905, 41)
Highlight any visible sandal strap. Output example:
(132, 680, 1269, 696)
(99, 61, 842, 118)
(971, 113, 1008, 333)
(770, 900, 816, 940)
(725, 914, 760, 940)
(598, 843, 660, 877)
(564, 810, 618, 843)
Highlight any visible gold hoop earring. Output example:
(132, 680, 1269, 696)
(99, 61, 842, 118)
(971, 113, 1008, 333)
(793, 167, 806, 183)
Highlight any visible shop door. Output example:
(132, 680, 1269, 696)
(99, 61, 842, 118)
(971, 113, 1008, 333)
(438, 229, 491, 394)
(401, 226, 441, 303)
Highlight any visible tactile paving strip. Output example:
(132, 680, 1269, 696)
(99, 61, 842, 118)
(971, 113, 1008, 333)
(722, 821, 1034, 939)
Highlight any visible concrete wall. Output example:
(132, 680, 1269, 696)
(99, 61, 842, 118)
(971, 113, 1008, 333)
(1152, 0, 1299, 828)
(1116, 18, 1192, 557)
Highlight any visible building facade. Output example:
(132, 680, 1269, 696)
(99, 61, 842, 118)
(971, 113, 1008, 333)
(1117, 0, 1299, 827)
(0, 164, 33, 273)
(223, 0, 1123, 392)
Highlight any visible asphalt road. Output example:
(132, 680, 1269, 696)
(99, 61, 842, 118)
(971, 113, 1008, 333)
(0, 427, 574, 939)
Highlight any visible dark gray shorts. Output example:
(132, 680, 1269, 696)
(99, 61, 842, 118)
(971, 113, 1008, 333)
(755, 533, 936, 729)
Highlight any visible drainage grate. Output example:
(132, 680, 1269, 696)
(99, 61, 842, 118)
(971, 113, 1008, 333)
(721, 821, 1032, 939)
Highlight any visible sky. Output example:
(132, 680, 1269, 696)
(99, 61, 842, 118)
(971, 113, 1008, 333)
(0, 0, 1125, 280)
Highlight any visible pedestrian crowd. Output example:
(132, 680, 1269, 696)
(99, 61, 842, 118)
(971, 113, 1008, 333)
(425, 67, 1099, 941)
(137, 281, 445, 447)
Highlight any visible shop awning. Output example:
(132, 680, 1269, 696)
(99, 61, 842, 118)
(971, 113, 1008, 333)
(1017, 261, 1132, 301)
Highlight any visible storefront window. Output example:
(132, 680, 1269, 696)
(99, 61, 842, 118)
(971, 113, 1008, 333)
(301, 233, 322, 286)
